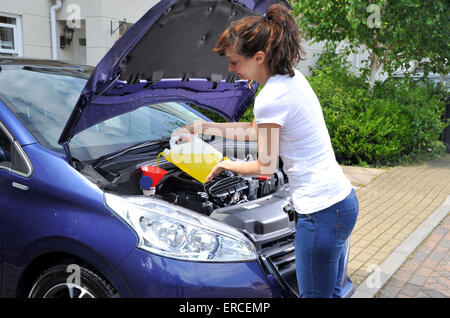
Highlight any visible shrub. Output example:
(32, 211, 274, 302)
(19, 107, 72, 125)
(190, 105, 227, 123)
(308, 48, 447, 166)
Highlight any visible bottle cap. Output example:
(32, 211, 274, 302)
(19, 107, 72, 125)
(139, 175, 153, 189)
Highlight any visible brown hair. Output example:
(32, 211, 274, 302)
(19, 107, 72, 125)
(213, 3, 305, 77)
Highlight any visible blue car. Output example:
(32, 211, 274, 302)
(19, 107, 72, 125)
(0, 0, 354, 298)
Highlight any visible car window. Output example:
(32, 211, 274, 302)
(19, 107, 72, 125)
(0, 121, 31, 176)
(0, 66, 205, 161)
(0, 124, 11, 170)
(0, 66, 87, 154)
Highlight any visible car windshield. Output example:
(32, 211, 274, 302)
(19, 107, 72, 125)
(0, 65, 205, 161)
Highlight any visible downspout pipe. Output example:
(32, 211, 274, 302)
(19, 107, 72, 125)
(50, 0, 62, 60)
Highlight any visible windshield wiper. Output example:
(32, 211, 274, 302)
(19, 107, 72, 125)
(92, 136, 171, 169)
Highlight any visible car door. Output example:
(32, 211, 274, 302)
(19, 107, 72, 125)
(0, 121, 13, 297)
(0, 120, 32, 297)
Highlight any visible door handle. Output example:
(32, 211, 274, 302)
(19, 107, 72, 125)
(12, 182, 28, 191)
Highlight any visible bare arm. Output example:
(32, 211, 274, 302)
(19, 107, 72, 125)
(205, 123, 280, 181)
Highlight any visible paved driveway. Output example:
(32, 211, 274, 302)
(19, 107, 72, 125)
(341, 154, 450, 296)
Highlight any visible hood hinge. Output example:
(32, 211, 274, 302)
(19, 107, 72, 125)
(62, 141, 73, 164)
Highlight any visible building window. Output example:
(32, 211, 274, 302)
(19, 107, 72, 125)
(0, 14, 22, 56)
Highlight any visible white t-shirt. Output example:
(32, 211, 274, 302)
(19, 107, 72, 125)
(254, 69, 352, 214)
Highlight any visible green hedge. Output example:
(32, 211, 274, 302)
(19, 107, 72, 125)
(308, 49, 447, 166)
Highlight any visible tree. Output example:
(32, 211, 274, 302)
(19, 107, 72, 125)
(289, 0, 449, 90)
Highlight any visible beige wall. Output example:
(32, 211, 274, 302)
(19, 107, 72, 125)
(57, 19, 86, 64)
(55, 0, 158, 65)
(0, 0, 52, 59)
(0, 0, 158, 65)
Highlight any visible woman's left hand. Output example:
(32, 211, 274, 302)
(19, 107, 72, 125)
(205, 161, 228, 183)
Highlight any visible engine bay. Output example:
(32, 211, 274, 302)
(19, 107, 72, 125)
(74, 143, 298, 251)
(76, 156, 288, 216)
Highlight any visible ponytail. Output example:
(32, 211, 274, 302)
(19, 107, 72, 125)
(213, 3, 305, 77)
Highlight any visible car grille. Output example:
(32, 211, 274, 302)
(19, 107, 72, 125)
(259, 235, 299, 297)
(260, 235, 352, 298)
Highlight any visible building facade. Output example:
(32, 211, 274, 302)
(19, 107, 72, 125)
(0, 0, 158, 66)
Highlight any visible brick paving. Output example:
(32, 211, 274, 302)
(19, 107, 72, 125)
(343, 154, 450, 292)
(376, 213, 450, 298)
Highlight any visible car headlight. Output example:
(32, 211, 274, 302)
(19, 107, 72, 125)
(105, 193, 257, 262)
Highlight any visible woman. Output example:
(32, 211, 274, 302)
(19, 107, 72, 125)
(175, 3, 359, 298)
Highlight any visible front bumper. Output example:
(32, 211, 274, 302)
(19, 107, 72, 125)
(117, 248, 290, 298)
(116, 241, 355, 298)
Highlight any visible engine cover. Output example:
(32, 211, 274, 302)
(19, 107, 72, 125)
(210, 185, 297, 250)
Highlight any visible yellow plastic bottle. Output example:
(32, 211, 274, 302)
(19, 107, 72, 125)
(159, 134, 225, 183)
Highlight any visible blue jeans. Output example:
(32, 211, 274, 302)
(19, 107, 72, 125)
(295, 188, 359, 298)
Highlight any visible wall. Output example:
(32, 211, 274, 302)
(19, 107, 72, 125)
(0, 0, 158, 65)
(55, 0, 158, 65)
(56, 19, 86, 64)
(0, 0, 52, 59)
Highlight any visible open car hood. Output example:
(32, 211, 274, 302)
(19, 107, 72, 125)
(58, 0, 290, 146)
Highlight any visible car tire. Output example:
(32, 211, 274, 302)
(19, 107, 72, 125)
(28, 263, 118, 298)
